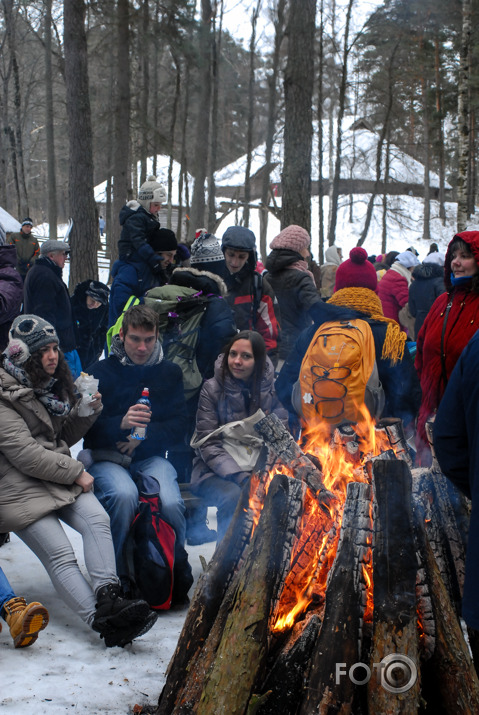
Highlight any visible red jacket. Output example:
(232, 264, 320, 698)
(377, 264, 410, 324)
(415, 230, 479, 463)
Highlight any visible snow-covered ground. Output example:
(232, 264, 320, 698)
(1, 505, 217, 714)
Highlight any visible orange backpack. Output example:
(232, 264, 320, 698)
(293, 318, 383, 427)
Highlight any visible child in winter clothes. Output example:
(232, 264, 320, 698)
(71, 279, 110, 370)
(117, 175, 167, 275)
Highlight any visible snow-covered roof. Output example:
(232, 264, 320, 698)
(214, 120, 451, 191)
(0, 207, 21, 232)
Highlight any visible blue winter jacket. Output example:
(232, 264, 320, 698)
(434, 330, 479, 630)
(84, 352, 188, 459)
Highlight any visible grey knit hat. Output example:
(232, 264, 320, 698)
(5, 314, 59, 365)
(40, 240, 71, 256)
(138, 176, 167, 211)
(190, 233, 223, 265)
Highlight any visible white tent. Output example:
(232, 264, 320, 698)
(0, 206, 21, 233)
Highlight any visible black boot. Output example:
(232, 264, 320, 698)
(92, 583, 157, 646)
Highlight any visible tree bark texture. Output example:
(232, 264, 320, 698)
(44, 0, 57, 240)
(64, 0, 98, 287)
(457, 0, 472, 232)
(281, 0, 316, 231)
(368, 459, 420, 714)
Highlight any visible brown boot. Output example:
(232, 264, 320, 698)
(3, 597, 49, 648)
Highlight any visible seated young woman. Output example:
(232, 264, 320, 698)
(0, 315, 156, 647)
(190, 330, 288, 541)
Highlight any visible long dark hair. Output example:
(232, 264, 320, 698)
(24, 349, 78, 405)
(221, 330, 267, 410)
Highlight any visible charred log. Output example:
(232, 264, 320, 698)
(195, 475, 306, 714)
(299, 482, 373, 715)
(368, 459, 420, 714)
(374, 417, 412, 466)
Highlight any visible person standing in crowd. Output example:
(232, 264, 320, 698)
(82, 305, 193, 604)
(416, 231, 479, 466)
(0, 315, 156, 647)
(23, 240, 81, 379)
(0, 222, 23, 351)
(221, 226, 280, 365)
(99, 216, 105, 237)
(0, 566, 49, 648)
(377, 250, 420, 329)
(71, 280, 110, 370)
(319, 244, 342, 300)
(408, 252, 446, 339)
(264, 225, 321, 369)
(8, 218, 40, 280)
(276, 247, 421, 434)
(434, 329, 479, 659)
(117, 175, 167, 276)
(191, 331, 288, 541)
(109, 227, 177, 326)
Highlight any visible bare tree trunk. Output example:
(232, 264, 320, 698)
(44, 0, 57, 239)
(139, 0, 150, 186)
(2, 0, 28, 217)
(64, 0, 98, 287)
(435, 37, 446, 223)
(281, 0, 317, 231)
(457, 0, 472, 232)
(243, 0, 261, 228)
(259, 0, 286, 261)
(207, 1, 223, 233)
(188, 0, 213, 240)
(381, 134, 391, 254)
(357, 41, 398, 247)
(317, 0, 325, 263)
(327, 0, 354, 246)
(168, 53, 181, 230)
(110, 0, 131, 267)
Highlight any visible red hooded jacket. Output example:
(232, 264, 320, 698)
(415, 230, 479, 463)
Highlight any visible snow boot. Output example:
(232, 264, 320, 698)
(103, 609, 158, 648)
(92, 582, 155, 645)
(3, 597, 49, 648)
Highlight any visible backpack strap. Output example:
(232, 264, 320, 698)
(252, 272, 263, 329)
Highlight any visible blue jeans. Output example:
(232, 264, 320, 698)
(90, 456, 186, 581)
(0, 566, 15, 613)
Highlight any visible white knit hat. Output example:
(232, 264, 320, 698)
(137, 176, 167, 211)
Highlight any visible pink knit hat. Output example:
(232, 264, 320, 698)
(334, 246, 378, 292)
(270, 224, 310, 253)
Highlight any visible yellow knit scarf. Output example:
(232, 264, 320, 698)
(328, 287, 406, 364)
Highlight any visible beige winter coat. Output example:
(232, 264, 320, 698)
(0, 367, 100, 532)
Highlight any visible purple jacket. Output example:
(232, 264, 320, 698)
(0, 245, 23, 350)
(191, 354, 288, 489)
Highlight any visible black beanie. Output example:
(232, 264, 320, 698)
(148, 228, 177, 252)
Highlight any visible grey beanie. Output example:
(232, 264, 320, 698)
(5, 314, 59, 365)
(40, 240, 71, 256)
(138, 176, 167, 212)
(190, 233, 224, 264)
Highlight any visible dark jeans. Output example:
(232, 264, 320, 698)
(195, 476, 242, 542)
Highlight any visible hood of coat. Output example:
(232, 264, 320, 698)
(0, 367, 35, 403)
(412, 262, 445, 281)
(169, 266, 228, 297)
(324, 245, 342, 266)
(0, 244, 19, 269)
(119, 201, 150, 225)
(264, 248, 304, 273)
(445, 230, 479, 290)
(213, 352, 275, 391)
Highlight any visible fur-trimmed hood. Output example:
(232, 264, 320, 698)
(169, 266, 228, 297)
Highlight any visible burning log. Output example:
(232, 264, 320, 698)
(416, 521, 479, 713)
(368, 459, 421, 713)
(255, 614, 321, 715)
(156, 454, 273, 715)
(374, 417, 413, 466)
(254, 413, 337, 510)
(298, 481, 373, 715)
(195, 475, 306, 715)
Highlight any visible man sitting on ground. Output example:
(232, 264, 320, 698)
(82, 304, 192, 604)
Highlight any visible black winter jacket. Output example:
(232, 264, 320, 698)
(71, 280, 109, 370)
(24, 256, 76, 352)
(0, 245, 23, 351)
(409, 263, 445, 338)
(265, 248, 321, 359)
(118, 201, 161, 271)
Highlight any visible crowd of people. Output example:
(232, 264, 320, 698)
(1, 178, 479, 654)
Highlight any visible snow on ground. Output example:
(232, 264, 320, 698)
(1, 504, 217, 714)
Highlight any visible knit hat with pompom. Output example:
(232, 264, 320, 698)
(270, 224, 311, 253)
(4, 314, 59, 365)
(334, 246, 378, 292)
(137, 176, 167, 211)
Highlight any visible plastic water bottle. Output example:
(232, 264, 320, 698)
(130, 388, 151, 440)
